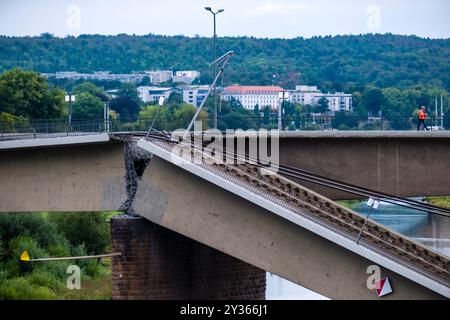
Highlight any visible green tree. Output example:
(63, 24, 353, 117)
(253, 104, 260, 117)
(0, 112, 30, 131)
(0, 69, 65, 119)
(109, 96, 140, 120)
(351, 92, 365, 115)
(172, 103, 208, 130)
(332, 111, 358, 129)
(73, 82, 110, 102)
(382, 87, 409, 115)
(166, 92, 183, 105)
(444, 113, 450, 130)
(263, 106, 271, 125)
(139, 105, 171, 130)
(49, 213, 110, 255)
(0, 34, 449, 91)
(72, 92, 104, 119)
(314, 97, 329, 114)
(388, 117, 411, 130)
(117, 82, 141, 104)
(360, 86, 385, 116)
(139, 76, 151, 86)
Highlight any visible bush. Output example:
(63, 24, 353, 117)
(358, 121, 380, 130)
(49, 213, 110, 255)
(0, 213, 112, 299)
(303, 124, 321, 130)
(0, 277, 56, 300)
(70, 244, 101, 278)
(0, 239, 5, 260)
(444, 113, 450, 130)
(332, 112, 358, 129)
(7, 235, 71, 279)
(84, 260, 101, 278)
(113, 121, 144, 132)
(0, 112, 30, 132)
(7, 236, 47, 276)
(47, 243, 70, 258)
(388, 117, 411, 130)
(40, 261, 72, 280)
(337, 124, 351, 130)
(26, 270, 63, 292)
(0, 213, 69, 249)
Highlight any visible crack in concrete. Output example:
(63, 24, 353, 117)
(118, 138, 152, 216)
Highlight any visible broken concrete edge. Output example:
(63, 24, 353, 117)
(111, 134, 152, 217)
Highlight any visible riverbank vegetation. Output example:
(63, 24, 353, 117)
(0, 212, 115, 300)
(426, 196, 450, 209)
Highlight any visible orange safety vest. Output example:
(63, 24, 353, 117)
(418, 110, 426, 120)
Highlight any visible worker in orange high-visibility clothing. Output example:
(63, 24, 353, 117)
(417, 106, 430, 131)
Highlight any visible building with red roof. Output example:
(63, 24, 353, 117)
(223, 85, 286, 111)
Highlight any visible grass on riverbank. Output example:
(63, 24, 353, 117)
(335, 199, 361, 209)
(338, 196, 450, 212)
(426, 196, 450, 209)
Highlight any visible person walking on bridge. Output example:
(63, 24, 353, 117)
(417, 106, 430, 131)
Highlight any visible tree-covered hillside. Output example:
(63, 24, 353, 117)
(0, 33, 449, 91)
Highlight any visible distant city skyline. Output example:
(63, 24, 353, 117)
(0, 0, 449, 39)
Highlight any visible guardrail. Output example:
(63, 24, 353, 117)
(0, 115, 446, 141)
(0, 120, 108, 141)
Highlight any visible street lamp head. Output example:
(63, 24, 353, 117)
(205, 7, 212, 11)
(218, 9, 224, 13)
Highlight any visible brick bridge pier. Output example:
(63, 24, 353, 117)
(110, 216, 266, 300)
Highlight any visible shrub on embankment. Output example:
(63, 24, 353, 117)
(0, 212, 113, 300)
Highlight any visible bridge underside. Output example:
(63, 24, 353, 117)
(279, 134, 450, 199)
(0, 142, 127, 212)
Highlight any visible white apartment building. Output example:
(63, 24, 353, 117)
(222, 86, 285, 111)
(146, 70, 173, 85)
(312, 93, 353, 112)
(44, 70, 202, 86)
(137, 86, 173, 103)
(44, 71, 147, 83)
(289, 85, 321, 105)
(289, 85, 352, 112)
(182, 85, 210, 107)
(173, 71, 201, 85)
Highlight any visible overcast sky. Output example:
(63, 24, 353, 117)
(0, 0, 449, 39)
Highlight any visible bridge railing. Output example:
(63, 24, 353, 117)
(109, 114, 445, 132)
(0, 119, 107, 141)
(0, 114, 446, 141)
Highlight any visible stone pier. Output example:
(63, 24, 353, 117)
(111, 216, 266, 300)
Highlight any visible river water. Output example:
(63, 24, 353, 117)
(265, 198, 450, 300)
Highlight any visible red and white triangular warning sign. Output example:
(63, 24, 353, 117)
(375, 277, 393, 297)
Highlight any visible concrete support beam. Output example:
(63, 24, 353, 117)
(279, 136, 450, 199)
(0, 142, 126, 212)
(111, 216, 266, 300)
